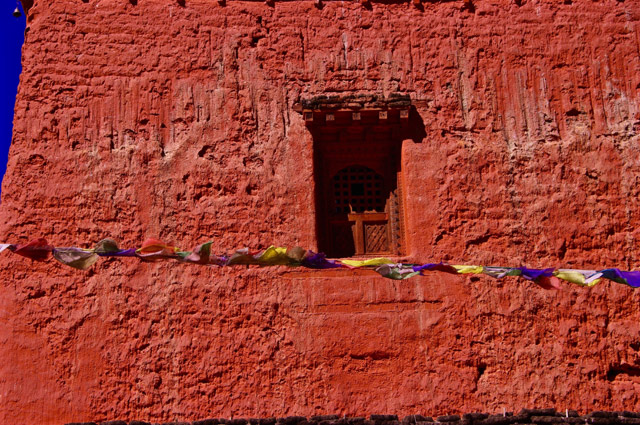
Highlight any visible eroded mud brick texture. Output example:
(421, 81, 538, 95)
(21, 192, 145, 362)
(1, 0, 640, 424)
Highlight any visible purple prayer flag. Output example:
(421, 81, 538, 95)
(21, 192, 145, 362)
(412, 263, 458, 274)
(517, 267, 555, 281)
(600, 269, 640, 288)
(302, 252, 342, 269)
(96, 248, 137, 257)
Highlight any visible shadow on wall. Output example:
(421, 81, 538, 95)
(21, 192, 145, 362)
(408, 106, 427, 143)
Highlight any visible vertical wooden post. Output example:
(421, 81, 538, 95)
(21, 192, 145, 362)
(349, 214, 365, 255)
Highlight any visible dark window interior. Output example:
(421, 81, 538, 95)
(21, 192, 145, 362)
(332, 166, 384, 214)
(307, 108, 414, 258)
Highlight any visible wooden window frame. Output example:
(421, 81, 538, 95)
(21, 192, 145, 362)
(296, 95, 416, 258)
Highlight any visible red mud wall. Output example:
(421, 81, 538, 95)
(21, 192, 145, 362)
(1, 0, 640, 423)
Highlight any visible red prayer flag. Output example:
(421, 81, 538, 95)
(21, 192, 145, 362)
(13, 238, 53, 262)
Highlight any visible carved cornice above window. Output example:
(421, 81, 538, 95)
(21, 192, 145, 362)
(294, 94, 412, 127)
(295, 93, 411, 112)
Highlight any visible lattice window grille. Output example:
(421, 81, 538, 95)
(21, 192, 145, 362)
(331, 166, 385, 214)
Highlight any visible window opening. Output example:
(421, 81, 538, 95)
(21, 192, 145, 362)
(297, 94, 424, 258)
(310, 110, 407, 257)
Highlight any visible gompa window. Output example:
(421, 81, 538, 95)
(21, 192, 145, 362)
(298, 95, 418, 258)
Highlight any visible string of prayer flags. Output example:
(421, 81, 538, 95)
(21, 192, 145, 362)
(3, 237, 640, 290)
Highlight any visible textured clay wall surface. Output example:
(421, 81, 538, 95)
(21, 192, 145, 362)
(1, 0, 640, 424)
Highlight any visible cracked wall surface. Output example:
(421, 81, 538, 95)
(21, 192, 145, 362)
(1, 0, 640, 424)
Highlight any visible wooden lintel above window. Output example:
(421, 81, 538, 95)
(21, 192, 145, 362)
(295, 93, 411, 111)
(299, 108, 411, 128)
(294, 94, 413, 127)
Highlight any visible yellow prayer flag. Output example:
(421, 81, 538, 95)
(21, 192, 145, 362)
(340, 257, 394, 268)
(452, 265, 484, 274)
(554, 270, 600, 287)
